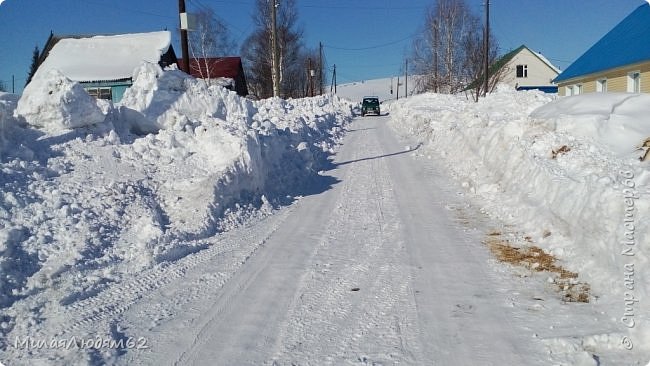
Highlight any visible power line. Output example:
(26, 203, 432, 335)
(186, 0, 248, 40)
(301, 4, 426, 10)
(333, 62, 403, 69)
(81, 0, 175, 20)
(324, 32, 416, 51)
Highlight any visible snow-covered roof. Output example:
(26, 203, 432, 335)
(533, 51, 561, 74)
(554, 3, 650, 83)
(37, 31, 173, 82)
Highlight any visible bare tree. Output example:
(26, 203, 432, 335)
(462, 16, 503, 101)
(241, 0, 304, 99)
(411, 0, 500, 97)
(188, 9, 236, 85)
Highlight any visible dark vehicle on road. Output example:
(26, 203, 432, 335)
(361, 96, 380, 116)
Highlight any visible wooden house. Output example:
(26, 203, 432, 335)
(35, 31, 177, 102)
(493, 45, 560, 93)
(177, 57, 249, 97)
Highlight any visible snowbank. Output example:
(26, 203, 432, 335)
(531, 93, 650, 156)
(389, 87, 650, 350)
(15, 69, 106, 131)
(0, 92, 19, 152)
(0, 63, 352, 354)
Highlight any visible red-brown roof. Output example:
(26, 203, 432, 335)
(177, 57, 243, 79)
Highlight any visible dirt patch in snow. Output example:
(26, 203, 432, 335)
(484, 231, 590, 303)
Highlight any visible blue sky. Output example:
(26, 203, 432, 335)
(0, 0, 646, 94)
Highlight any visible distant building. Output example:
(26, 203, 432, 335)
(554, 3, 650, 96)
(493, 45, 560, 93)
(35, 31, 177, 103)
(177, 57, 248, 97)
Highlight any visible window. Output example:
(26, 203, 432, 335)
(628, 71, 640, 93)
(575, 84, 583, 95)
(85, 87, 113, 100)
(565, 86, 573, 96)
(516, 65, 528, 78)
(597, 79, 607, 92)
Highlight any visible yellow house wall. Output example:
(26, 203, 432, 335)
(557, 61, 650, 95)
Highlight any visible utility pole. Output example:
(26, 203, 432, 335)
(396, 76, 400, 100)
(330, 64, 337, 94)
(319, 42, 323, 95)
(271, 0, 281, 97)
(179, 0, 190, 73)
(405, 59, 408, 98)
(433, 19, 439, 93)
(12, 75, 15, 94)
(484, 0, 490, 97)
(307, 58, 313, 97)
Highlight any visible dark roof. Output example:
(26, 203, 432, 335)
(177, 57, 244, 79)
(554, 3, 650, 83)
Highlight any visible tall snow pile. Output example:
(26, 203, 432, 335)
(531, 93, 650, 156)
(0, 63, 352, 352)
(0, 92, 19, 154)
(389, 86, 649, 350)
(15, 69, 105, 131)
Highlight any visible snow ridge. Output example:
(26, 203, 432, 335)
(0, 62, 352, 362)
(388, 87, 650, 358)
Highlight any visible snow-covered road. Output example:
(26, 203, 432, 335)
(96, 114, 550, 365)
(4, 77, 649, 365)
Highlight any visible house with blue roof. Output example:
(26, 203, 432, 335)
(554, 2, 650, 96)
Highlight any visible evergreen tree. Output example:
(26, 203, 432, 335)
(26, 46, 40, 86)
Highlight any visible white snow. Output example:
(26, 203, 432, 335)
(1, 65, 650, 365)
(531, 93, 650, 155)
(35, 31, 172, 82)
(0, 64, 352, 362)
(389, 85, 650, 361)
(15, 69, 106, 131)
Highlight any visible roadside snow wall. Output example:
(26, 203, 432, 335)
(0, 63, 352, 327)
(389, 87, 649, 348)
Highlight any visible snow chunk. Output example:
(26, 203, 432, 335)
(531, 93, 650, 155)
(0, 92, 20, 152)
(15, 69, 105, 131)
